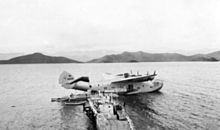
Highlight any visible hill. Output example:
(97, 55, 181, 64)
(89, 51, 218, 63)
(0, 53, 81, 64)
(207, 51, 220, 60)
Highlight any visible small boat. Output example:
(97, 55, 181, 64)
(51, 93, 88, 104)
(51, 96, 69, 102)
(64, 100, 87, 106)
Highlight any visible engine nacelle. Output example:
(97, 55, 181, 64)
(72, 81, 91, 91)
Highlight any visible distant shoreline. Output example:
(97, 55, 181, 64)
(0, 61, 219, 65)
(0, 51, 219, 64)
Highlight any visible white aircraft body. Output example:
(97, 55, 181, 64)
(59, 71, 163, 95)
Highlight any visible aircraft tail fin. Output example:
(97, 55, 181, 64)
(59, 71, 91, 90)
(59, 71, 75, 89)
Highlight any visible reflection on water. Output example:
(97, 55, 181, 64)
(119, 92, 166, 130)
(59, 105, 94, 130)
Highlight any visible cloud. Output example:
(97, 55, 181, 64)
(0, 0, 219, 53)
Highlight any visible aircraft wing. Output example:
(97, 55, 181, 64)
(111, 74, 156, 84)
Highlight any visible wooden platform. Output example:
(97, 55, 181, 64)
(83, 96, 135, 130)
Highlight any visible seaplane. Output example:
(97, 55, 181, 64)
(58, 71, 163, 95)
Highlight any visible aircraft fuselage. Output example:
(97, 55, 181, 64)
(91, 79, 163, 95)
(59, 71, 163, 95)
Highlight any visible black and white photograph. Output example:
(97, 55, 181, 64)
(0, 0, 219, 130)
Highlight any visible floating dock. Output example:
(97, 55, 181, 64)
(83, 94, 135, 130)
(52, 93, 135, 130)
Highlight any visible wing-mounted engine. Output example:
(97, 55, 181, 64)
(59, 71, 91, 91)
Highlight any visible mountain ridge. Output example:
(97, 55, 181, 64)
(89, 51, 219, 63)
(207, 51, 220, 60)
(0, 53, 81, 64)
(0, 51, 219, 64)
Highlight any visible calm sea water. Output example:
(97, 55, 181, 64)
(0, 62, 219, 130)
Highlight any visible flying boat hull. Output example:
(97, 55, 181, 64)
(59, 71, 164, 95)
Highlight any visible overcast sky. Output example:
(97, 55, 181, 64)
(0, 0, 220, 54)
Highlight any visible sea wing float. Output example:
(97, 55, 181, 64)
(59, 71, 163, 95)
